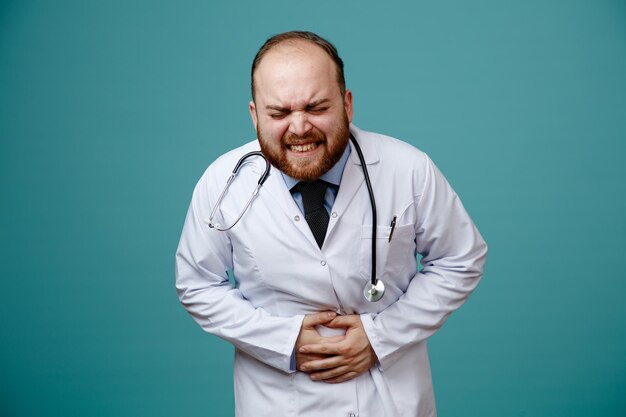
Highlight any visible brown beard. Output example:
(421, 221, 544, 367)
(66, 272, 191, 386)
(257, 115, 350, 181)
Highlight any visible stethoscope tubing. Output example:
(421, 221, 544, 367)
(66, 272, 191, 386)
(348, 134, 377, 289)
(206, 151, 270, 231)
(206, 136, 383, 301)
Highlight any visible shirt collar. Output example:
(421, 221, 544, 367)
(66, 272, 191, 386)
(281, 143, 351, 190)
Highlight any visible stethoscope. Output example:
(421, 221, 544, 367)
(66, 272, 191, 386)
(205, 134, 385, 302)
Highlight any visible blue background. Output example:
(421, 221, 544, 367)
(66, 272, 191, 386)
(1, 1, 625, 416)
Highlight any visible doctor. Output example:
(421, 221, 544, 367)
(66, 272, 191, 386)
(176, 31, 487, 417)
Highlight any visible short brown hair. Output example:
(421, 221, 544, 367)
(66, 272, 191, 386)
(251, 31, 346, 101)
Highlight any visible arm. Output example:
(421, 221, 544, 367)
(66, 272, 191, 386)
(361, 155, 487, 370)
(175, 170, 304, 373)
(298, 155, 486, 380)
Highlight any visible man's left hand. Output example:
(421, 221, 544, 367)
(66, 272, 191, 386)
(298, 314, 378, 384)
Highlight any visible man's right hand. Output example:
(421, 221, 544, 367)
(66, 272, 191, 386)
(295, 311, 343, 371)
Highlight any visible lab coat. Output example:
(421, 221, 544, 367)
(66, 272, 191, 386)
(176, 125, 487, 417)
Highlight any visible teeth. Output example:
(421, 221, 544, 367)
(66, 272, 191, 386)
(290, 143, 317, 152)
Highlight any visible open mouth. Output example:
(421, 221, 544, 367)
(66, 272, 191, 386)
(288, 142, 320, 153)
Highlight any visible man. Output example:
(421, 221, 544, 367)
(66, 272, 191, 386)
(176, 31, 487, 417)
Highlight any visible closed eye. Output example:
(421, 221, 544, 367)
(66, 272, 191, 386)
(269, 112, 289, 119)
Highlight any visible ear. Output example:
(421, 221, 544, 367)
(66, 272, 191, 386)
(249, 100, 258, 130)
(343, 89, 353, 123)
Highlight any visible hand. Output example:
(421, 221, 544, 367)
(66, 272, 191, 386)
(295, 311, 343, 371)
(298, 314, 378, 384)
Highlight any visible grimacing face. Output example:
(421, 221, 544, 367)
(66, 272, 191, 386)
(249, 41, 353, 182)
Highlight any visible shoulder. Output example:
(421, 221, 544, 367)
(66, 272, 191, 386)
(350, 124, 431, 169)
(208, 140, 261, 172)
(201, 140, 261, 183)
(190, 139, 262, 201)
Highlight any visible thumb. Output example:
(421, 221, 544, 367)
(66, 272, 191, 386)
(302, 311, 337, 329)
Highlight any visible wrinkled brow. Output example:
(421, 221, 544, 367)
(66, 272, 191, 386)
(265, 98, 331, 112)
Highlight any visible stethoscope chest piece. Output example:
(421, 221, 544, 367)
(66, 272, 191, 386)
(363, 279, 385, 302)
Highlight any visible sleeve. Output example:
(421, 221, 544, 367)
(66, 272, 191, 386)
(175, 168, 304, 373)
(361, 155, 487, 370)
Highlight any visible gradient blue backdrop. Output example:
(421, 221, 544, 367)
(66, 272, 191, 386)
(1, 1, 625, 416)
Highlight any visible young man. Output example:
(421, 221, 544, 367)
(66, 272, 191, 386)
(176, 31, 487, 417)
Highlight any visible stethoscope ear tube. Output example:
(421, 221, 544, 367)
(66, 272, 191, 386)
(232, 151, 271, 186)
(349, 134, 384, 302)
(206, 151, 270, 231)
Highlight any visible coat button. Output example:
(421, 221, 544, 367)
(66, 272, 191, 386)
(294, 215, 300, 221)
(331, 212, 338, 218)
(320, 260, 326, 266)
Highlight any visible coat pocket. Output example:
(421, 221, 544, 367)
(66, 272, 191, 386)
(358, 224, 415, 285)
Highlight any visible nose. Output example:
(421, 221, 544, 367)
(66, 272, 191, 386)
(288, 112, 312, 137)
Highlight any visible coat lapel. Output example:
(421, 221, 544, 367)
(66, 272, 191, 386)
(326, 127, 380, 238)
(261, 165, 321, 249)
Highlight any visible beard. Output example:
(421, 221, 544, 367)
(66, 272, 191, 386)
(257, 114, 350, 182)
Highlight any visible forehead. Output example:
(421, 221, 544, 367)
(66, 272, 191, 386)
(253, 41, 340, 104)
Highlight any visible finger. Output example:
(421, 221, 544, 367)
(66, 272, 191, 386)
(300, 355, 344, 372)
(315, 355, 373, 383)
(298, 335, 344, 354)
(302, 311, 337, 329)
(299, 341, 342, 355)
(297, 352, 329, 363)
(296, 350, 336, 367)
(326, 314, 360, 329)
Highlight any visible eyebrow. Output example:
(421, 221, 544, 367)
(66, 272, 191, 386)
(265, 98, 331, 112)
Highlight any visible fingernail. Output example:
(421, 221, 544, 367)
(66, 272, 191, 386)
(299, 347, 305, 353)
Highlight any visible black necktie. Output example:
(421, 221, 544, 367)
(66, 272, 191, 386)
(295, 180, 330, 248)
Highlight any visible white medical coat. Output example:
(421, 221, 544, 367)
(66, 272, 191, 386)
(176, 125, 487, 417)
